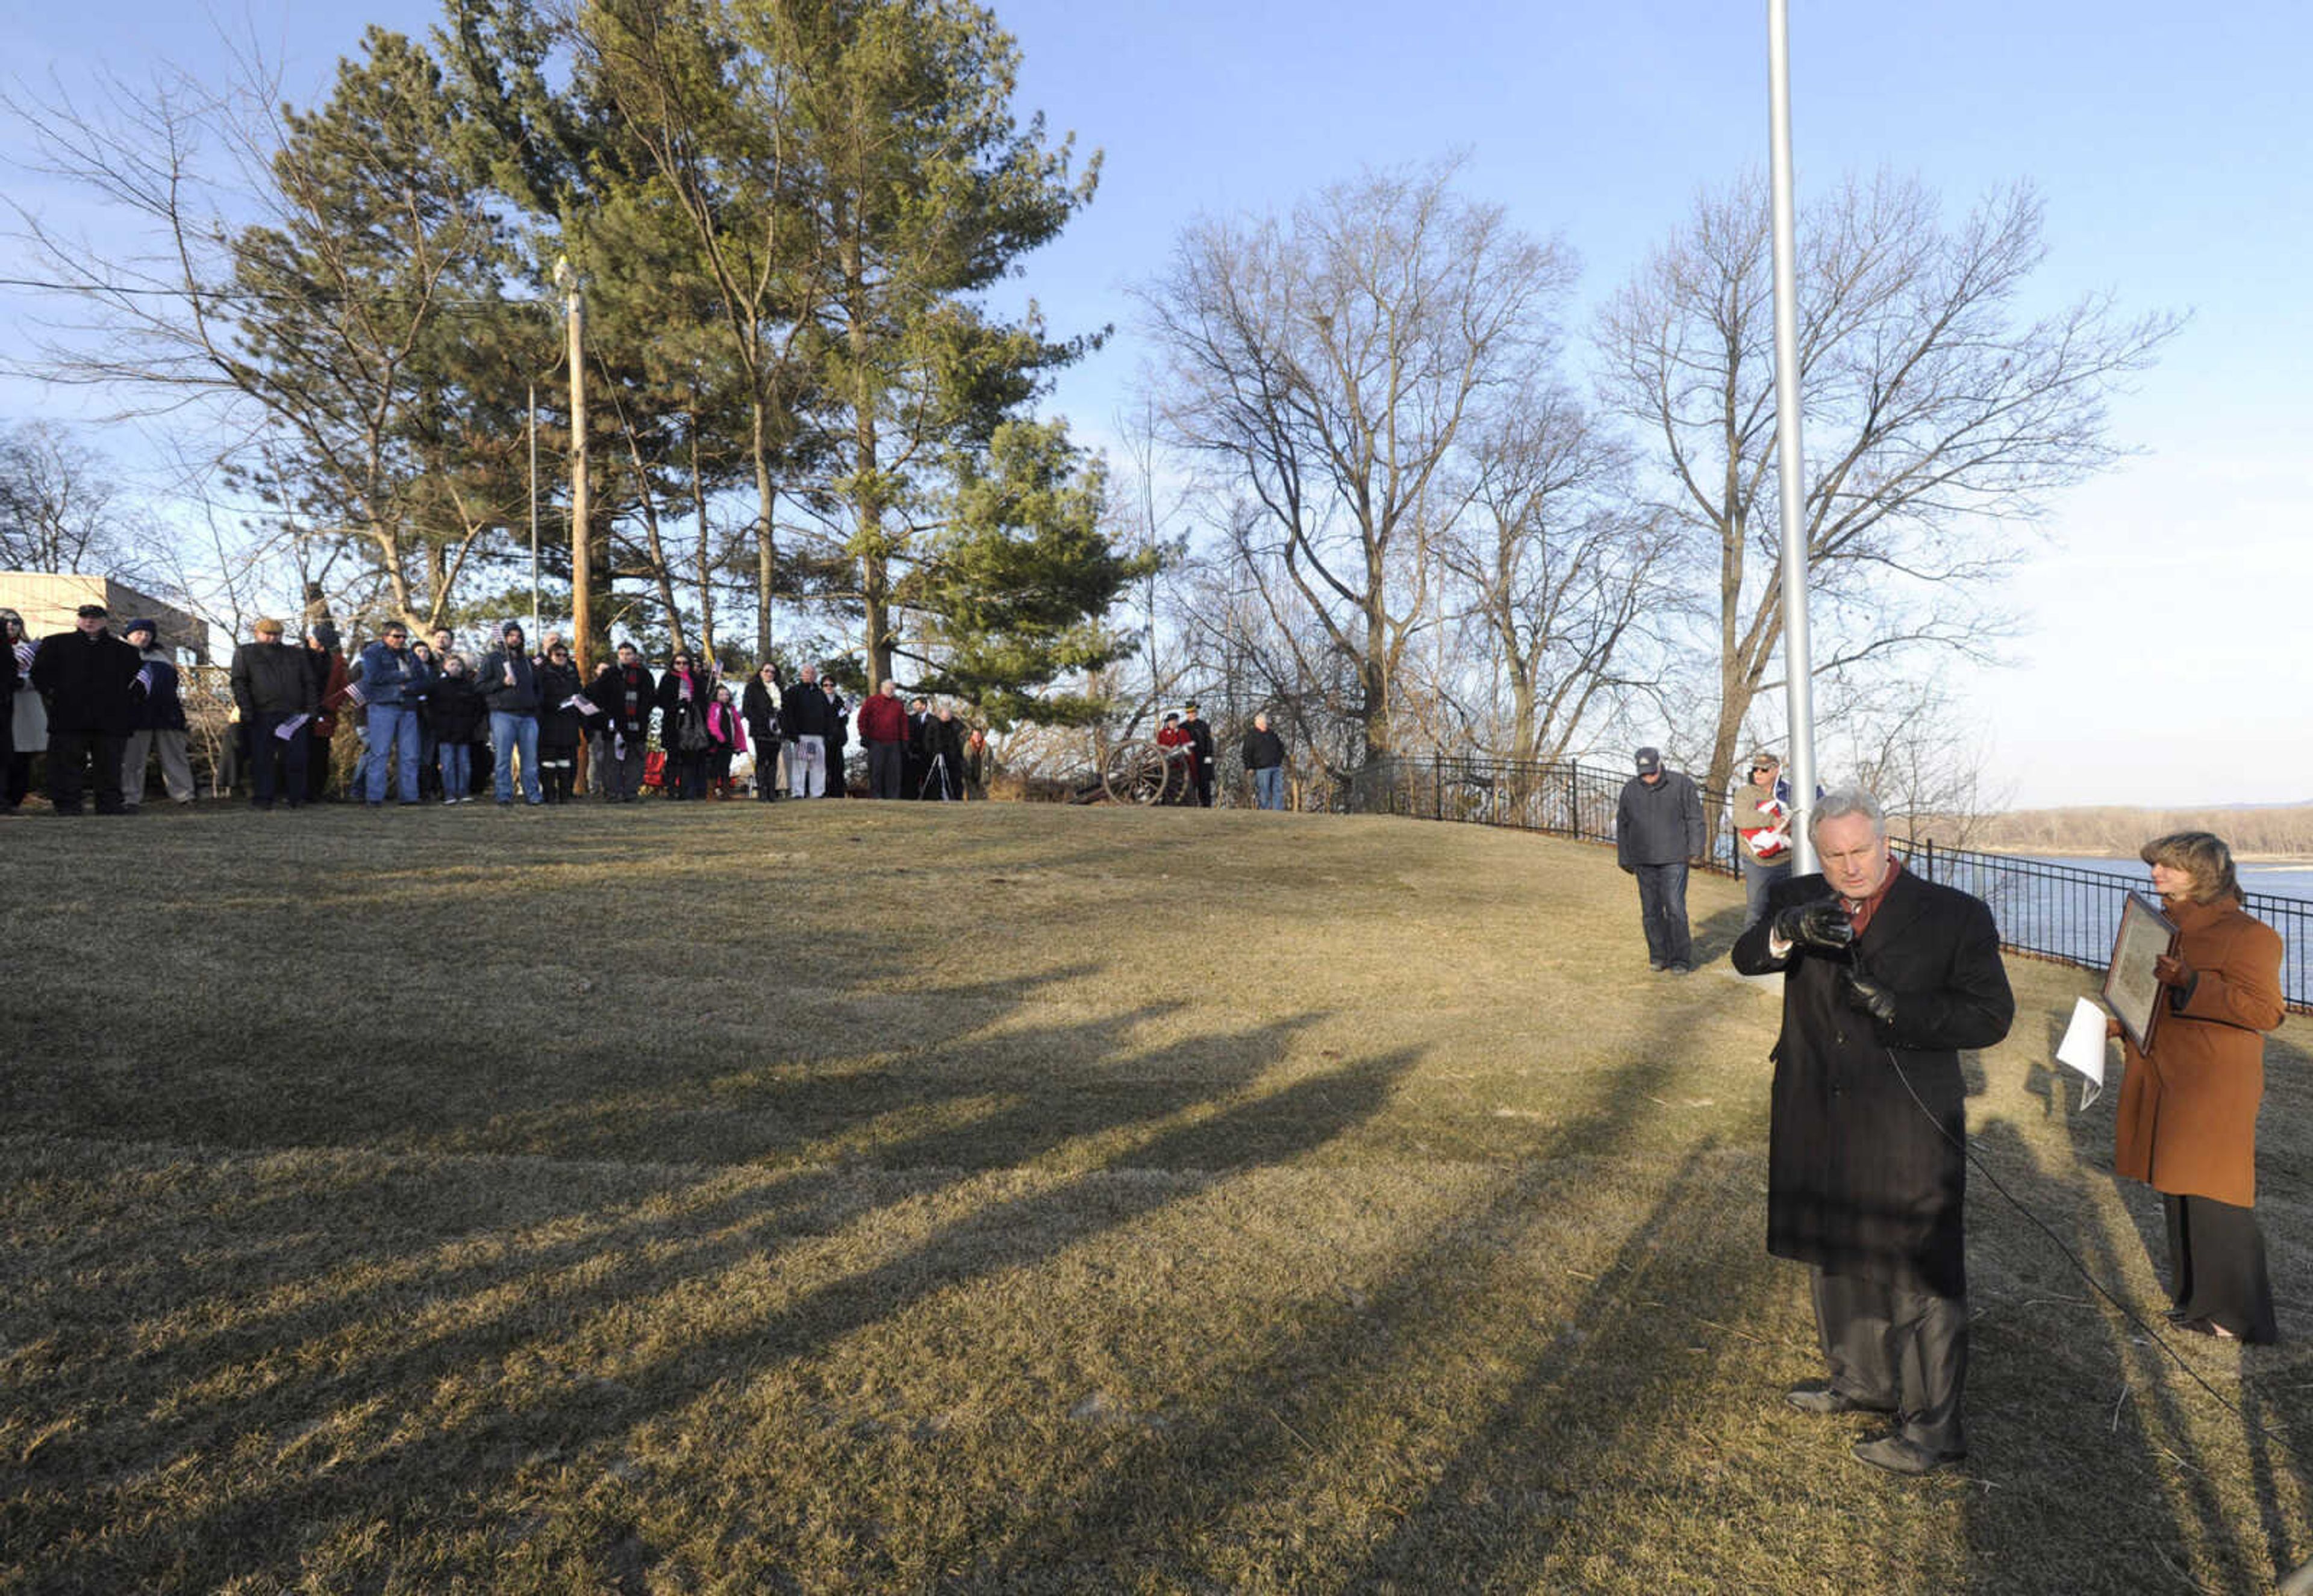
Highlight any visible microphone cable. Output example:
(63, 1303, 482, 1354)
(1858, 990, 2299, 1462)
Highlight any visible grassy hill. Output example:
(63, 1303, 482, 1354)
(3, 801, 2308, 1592)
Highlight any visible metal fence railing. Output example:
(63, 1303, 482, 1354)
(1340, 754, 2311, 1015)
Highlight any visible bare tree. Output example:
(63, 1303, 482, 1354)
(1142, 160, 1575, 764)
(1596, 171, 2180, 803)
(1437, 386, 1675, 768)
(1832, 676, 2012, 847)
(0, 420, 160, 580)
(2, 36, 535, 632)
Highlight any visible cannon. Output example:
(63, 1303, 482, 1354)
(1099, 737, 1194, 806)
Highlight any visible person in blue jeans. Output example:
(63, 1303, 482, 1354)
(356, 622, 427, 806)
(428, 653, 485, 803)
(1242, 712, 1287, 810)
(1615, 746, 1706, 973)
(476, 620, 545, 805)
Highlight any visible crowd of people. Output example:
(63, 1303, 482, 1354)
(264, 623, 1003, 809)
(6, 608, 1307, 817)
(1, 606, 1008, 812)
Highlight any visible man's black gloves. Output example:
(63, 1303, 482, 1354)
(1843, 970, 1901, 1027)
(1772, 900, 1855, 953)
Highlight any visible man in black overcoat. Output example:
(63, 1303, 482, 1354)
(1181, 700, 1216, 808)
(31, 603, 146, 815)
(1731, 787, 2013, 1476)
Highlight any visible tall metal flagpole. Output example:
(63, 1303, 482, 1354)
(1767, 0, 1819, 873)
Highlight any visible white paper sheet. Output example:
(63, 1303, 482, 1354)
(2055, 996, 2110, 1110)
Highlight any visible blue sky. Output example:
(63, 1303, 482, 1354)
(7, 1, 2308, 808)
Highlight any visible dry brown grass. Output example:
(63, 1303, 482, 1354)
(3, 799, 2310, 1592)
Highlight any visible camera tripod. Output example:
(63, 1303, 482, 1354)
(918, 750, 955, 801)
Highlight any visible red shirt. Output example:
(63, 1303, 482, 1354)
(858, 692, 910, 744)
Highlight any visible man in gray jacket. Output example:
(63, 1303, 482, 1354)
(1616, 745, 1706, 973)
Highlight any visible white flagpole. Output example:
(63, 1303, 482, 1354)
(1767, 0, 1820, 873)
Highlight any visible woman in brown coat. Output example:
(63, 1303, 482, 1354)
(2112, 831, 2286, 1342)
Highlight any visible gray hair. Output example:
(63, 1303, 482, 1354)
(1809, 787, 1886, 838)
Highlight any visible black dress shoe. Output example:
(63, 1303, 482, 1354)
(1786, 1382, 1891, 1416)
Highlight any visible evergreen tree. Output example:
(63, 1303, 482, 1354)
(225, 28, 535, 629)
(909, 418, 1148, 726)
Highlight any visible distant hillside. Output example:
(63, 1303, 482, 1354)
(1923, 804, 2313, 858)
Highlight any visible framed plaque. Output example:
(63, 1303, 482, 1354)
(2103, 893, 2179, 1053)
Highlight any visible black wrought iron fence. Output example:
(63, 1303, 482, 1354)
(1897, 840, 2312, 1016)
(1341, 754, 2311, 1014)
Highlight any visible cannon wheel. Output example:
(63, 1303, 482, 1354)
(1100, 738, 1176, 805)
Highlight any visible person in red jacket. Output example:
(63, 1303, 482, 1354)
(857, 678, 910, 799)
(1155, 711, 1196, 806)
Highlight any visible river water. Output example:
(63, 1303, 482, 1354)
(1897, 849, 2311, 1008)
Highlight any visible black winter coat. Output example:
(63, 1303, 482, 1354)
(657, 667, 711, 752)
(1241, 727, 1285, 770)
(781, 679, 831, 738)
(476, 647, 541, 714)
(230, 640, 320, 720)
(596, 663, 656, 737)
(1732, 866, 2014, 1298)
(427, 674, 487, 744)
(130, 650, 188, 732)
(741, 678, 785, 750)
(1615, 771, 1705, 868)
(32, 628, 146, 735)
(1182, 716, 1215, 771)
(536, 661, 586, 749)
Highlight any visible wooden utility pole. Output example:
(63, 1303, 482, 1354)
(556, 258, 593, 676)
(556, 260, 594, 797)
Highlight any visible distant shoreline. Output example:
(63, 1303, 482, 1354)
(1986, 847, 2313, 866)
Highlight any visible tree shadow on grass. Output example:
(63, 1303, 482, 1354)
(952, 982, 1772, 1589)
(6, 1009, 1416, 1592)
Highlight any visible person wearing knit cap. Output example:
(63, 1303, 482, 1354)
(302, 622, 352, 802)
(120, 619, 195, 805)
(476, 620, 544, 804)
